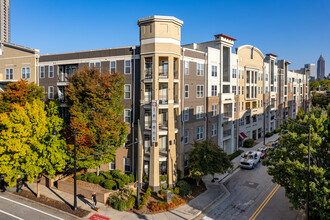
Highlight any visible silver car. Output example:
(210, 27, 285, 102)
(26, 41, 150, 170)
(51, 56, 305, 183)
(240, 151, 261, 169)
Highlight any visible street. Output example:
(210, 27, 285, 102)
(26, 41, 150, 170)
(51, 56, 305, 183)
(196, 160, 299, 220)
(0, 193, 78, 220)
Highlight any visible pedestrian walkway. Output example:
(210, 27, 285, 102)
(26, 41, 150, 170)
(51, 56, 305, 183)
(8, 134, 279, 220)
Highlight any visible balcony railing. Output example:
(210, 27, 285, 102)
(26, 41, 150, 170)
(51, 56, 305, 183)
(145, 69, 152, 79)
(223, 129, 231, 137)
(223, 112, 232, 118)
(159, 98, 168, 104)
(159, 71, 168, 78)
(159, 121, 168, 129)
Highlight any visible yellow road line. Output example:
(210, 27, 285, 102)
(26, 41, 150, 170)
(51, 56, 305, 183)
(249, 184, 280, 220)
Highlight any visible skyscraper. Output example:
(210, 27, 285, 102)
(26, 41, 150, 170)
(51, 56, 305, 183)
(0, 0, 10, 42)
(317, 55, 325, 79)
(305, 64, 316, 80)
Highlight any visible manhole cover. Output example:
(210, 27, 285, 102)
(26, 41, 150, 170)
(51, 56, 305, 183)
(243, 181, 259, 189)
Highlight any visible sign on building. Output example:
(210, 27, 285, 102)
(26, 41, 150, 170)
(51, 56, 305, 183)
(151, 100, 157, 143)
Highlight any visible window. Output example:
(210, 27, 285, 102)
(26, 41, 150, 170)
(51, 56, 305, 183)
(232, 68, 237, 78)
(5, 68, 13, 80)
(197, 63, 204, 76)
(265, 74, 269, 81)
(196, 126, 204, 140)
(124, 158, 131, 173)
(185, 84, 189, 98)
(110, 61, 116, 73)
(21, 67, 30, 79)
(238, 70, 241, 79)
(185, 61, 189, 75)
(124, 109, 131, 123)
(124, 84, 131, 99)
(184, 130, 189, 144)
(125, 60, 131, 74)
(234, 103, 237, 112)
(49, 66, 54, 78)
(242, 102, 244, 110)
(212, 104, 217, 116)
(196, 105, 204, 119)
(258, 87, 260, 94)
(232, 86, 236, 95)
(238, 86, 240, 95)
(48, 86, 54, 99)
(242, 70, 244, 79)
(258, 100, 260, 108)
(109, 161, 115, 170)
(197, 85, 204, 98)
(89, 62, 101, 70)
(212, 124, 217, 136)
(40, 66, 45, 78)
(212, 65, 217, 77)
(211, 85, 217, 96)
(183, 108, 189, 121)
(184, 154, 188, 167)
(258, 72, 260, 81)
(242, 86, 244, 95)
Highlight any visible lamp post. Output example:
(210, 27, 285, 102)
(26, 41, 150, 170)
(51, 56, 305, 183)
(52, 126, 77, 211)
(73, 129, 77, 211)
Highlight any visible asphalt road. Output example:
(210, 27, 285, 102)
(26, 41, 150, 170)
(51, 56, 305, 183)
(196, 161, 299, 220)
(0, 193, 78, 220)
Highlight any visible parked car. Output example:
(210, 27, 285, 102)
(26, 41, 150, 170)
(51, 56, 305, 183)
(240, 151, 261, 169)
(257, 146, 269, 159)
(266, 141, 278, 151)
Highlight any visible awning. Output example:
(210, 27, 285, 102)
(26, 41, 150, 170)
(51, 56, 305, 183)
(240, 132, 248, 139)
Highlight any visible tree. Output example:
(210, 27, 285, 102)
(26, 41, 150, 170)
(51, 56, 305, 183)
(263, 107, 329, 219)
(65, 67, 128, 171)
(0, 100, 68, 197)
(189, 139, 233, 185)
(311, 92, 329, 109)
(0, 80, 43, 113)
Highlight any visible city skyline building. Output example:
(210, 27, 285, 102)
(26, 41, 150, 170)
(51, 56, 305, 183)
(317, 55, 325, 79)
(0, 0, 10, 42)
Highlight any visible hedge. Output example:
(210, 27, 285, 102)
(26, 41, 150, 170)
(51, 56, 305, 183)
(229, 150, 244, 160)
(177, 180, 192, 196)
(103, 180, 117, 190)
(266, 132, 274, 137)
(115, 179, 124, 189)
(243, 138, 254, 148)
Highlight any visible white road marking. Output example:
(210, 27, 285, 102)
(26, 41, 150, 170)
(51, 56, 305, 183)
(0, 210, 24, 220)
(202, 216, 214, 220)
(0, 195, 64, 220)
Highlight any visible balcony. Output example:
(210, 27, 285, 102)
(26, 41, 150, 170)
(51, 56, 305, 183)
(223, 129, 231, 138)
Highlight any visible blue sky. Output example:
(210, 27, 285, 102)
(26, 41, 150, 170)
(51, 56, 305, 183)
(11, 0, 330, 74)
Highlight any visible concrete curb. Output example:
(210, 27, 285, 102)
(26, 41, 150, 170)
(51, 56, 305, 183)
(3, 190, 83, 220)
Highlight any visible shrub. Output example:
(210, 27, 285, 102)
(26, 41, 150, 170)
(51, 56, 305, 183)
(115, 179, 124, 189)
(93, 175, 105, 184)
(143, 176, 148, 182)
(87, 175, 95, 183)
(111, 169, 123, 179)
(120, 174, 130, 185)
(103, 180, 117, 190)
(86, 172, 96, 177)
(101, 172, 113, 180)
(177, 169, 182, 180)
(266, 132, 274, 137)
(127, 195, 136, 208)
(274, 128, 281, 134)
(177, 180, 192, 196)
(113, 200, 126, 211)
(144, 190, 151, 199)
(160, 188, 165, 195)
(138, 204, 143, 210)
(160, 174, 168, 182)
(229, 150, 244, 160)
(80, 175, 87, 181)
(129, 174, 135, 183)
(140, 196, 147, 205)
(243, 138, 254, 148)
(76, 175, 82, 180)
(174, 187, 180, 195)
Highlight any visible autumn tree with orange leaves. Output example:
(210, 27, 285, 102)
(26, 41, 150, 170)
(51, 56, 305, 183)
(0, 79, 43, 113)
(66, 67, 128, 170)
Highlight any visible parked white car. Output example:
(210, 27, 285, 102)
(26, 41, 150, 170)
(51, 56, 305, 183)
(240, 151, 261, 169)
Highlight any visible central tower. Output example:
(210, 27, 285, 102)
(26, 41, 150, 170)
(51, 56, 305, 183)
(138, 16, 183, 191)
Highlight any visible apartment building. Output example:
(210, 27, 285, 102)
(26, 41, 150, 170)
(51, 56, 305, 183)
(0, 15, 310, 191)
(0, 41, 39, 91)
(0, 0, 10, 42)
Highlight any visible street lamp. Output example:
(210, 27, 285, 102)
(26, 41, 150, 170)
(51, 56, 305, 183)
(52, 126, 77, 211)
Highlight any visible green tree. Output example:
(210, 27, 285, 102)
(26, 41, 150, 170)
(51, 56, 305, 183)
(263, 107, 330, 219)
(65, 67, 128, 171)
(311, 92, 329, 109)
(0, 100, 68, 196)
(0, 80, 43, 113)
(189, 139, 233, 185)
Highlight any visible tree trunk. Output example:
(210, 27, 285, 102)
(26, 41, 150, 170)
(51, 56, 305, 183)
(96, 166, 100, 176)
(37, 180, 40, 198)
(196, 177, 200, 186)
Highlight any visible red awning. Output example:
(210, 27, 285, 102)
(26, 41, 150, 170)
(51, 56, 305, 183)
(240, 132, 247, 139)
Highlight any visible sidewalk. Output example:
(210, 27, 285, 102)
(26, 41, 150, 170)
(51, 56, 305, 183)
(9, 134, 279, 220)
